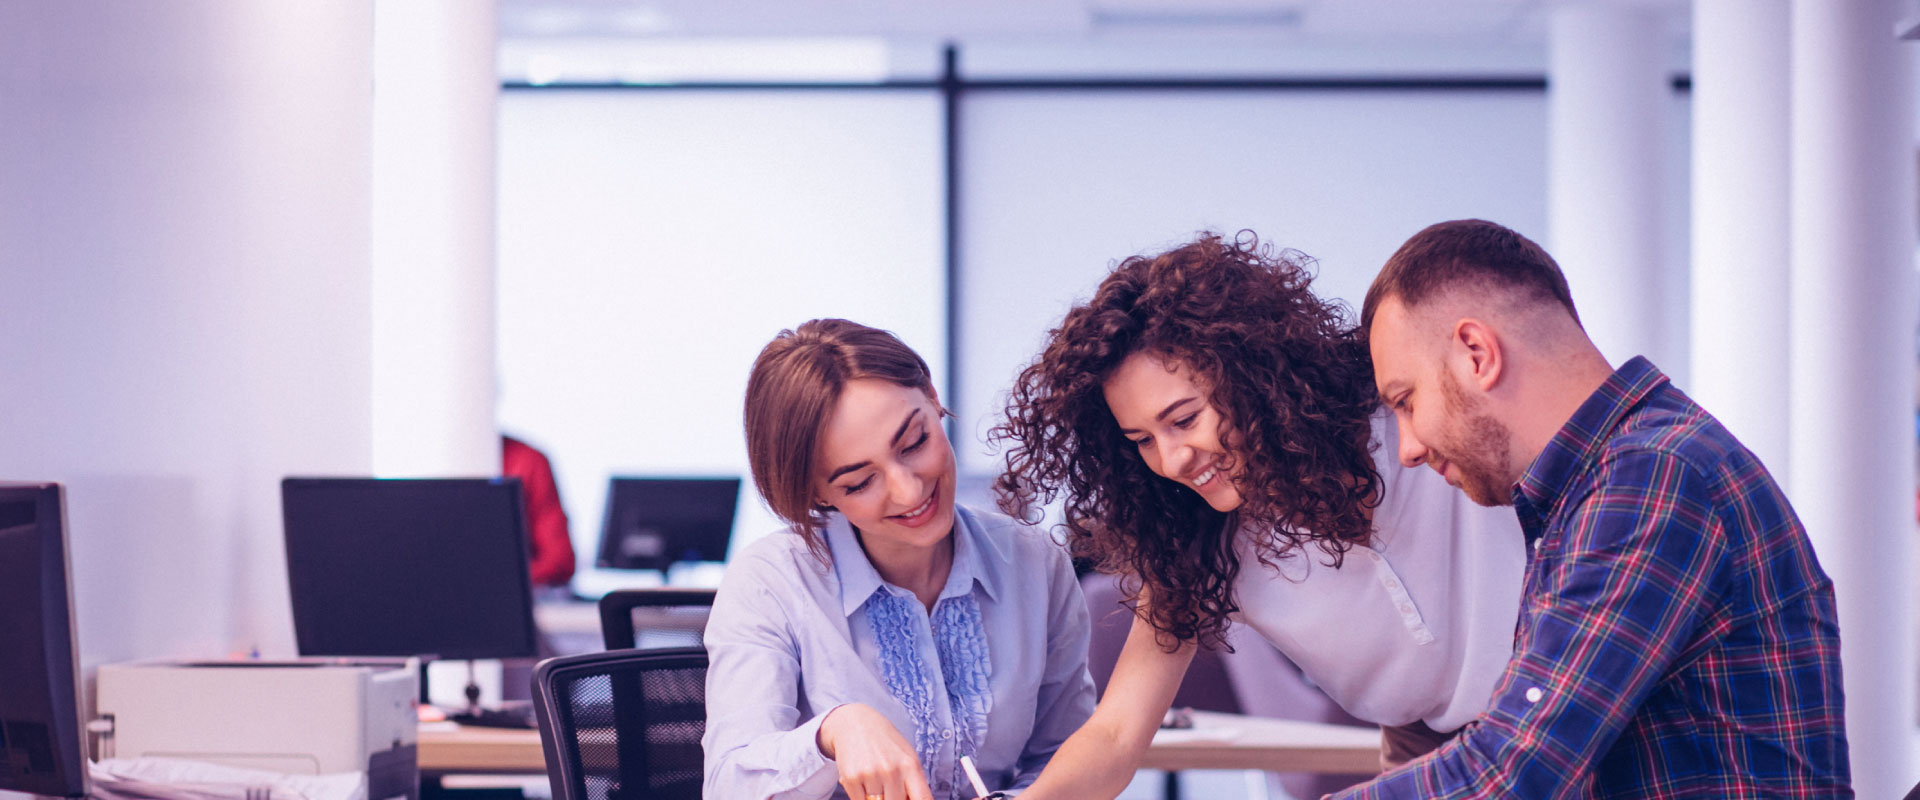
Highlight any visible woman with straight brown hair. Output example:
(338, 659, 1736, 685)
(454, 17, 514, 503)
(703, 318, 1096, 800)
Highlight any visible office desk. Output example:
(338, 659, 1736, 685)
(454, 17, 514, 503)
(535, 595, 714, 638)
(417, 711, 1380, 777)
(531, 601, 602, 638)
(419, 724, 547, 774)
(1141, 711, 1379, 775)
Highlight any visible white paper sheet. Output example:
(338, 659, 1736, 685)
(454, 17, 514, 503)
(88, 758, 365, 800)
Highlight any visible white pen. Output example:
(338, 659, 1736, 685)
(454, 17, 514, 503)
(960, 754, 991, 800)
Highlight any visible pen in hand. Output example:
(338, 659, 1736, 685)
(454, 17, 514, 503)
(959, 755, 1007, 800)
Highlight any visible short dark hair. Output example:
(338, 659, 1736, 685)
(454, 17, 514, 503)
(1361, 219, 1580, 332)
(743, 319, 936, 556)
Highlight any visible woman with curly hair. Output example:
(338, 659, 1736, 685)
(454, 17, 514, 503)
(990, 233, 1526, 797)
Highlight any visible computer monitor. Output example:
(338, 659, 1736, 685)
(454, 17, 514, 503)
(595, 477, 740, 572)
(281, 478, 540, 662)
(0, 482, 89, 799)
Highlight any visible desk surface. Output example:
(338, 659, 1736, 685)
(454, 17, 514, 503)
(420, 723, 548, 774)
(531, 600, 604, 637)
(1141, 711, 1379, 774)
(533, 596, 716, 640)
(417, 710, 1381, 777)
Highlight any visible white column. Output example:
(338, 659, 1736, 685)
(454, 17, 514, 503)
(1690, 0, 1792, 479)
(1547, 4, 1670, 368)
(1789, 0, 1920, 793)
(0, 3, 374, 659)
(371, 0, 500, 477)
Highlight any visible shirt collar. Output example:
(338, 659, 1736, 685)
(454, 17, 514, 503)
(825, 505, 1006, 619)
(1513, 355, 1668, 535)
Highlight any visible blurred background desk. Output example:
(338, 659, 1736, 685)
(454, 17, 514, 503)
(1140, 711, 1379, 775)
(420, 723, 548, 774)
(416, 711, 1381, 777)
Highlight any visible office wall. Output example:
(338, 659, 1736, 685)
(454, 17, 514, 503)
(0, 5, 375, 666)
(496, 81, 1694, 548)
(953, 89, 1693, 471)
(495, 90, 946, 565)
(370, 0, 502, 478)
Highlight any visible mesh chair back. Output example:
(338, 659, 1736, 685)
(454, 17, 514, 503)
(597, 588, 716, 650)
(532, 647, 708, 800)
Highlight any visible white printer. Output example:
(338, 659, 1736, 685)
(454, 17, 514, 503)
(95, 658, 420, 800)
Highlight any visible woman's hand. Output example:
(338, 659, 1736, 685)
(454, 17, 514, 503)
(816, 703, 935, 800)
(1014, 599, 1197, 800)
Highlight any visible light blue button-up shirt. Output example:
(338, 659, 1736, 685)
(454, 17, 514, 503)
(702, 504, 1096, 799)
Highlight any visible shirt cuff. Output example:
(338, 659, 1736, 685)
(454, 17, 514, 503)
(779, 706, 842, 794)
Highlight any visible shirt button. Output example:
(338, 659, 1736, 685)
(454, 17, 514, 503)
(1397, 603, 1412, 614)
(1368, 551, 1382, 562)
(941, 729, 953, 739)
(1384, 579, 1399, 589)
(1525, 687, 1544, 703)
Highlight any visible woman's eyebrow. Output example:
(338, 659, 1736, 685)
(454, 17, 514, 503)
(1117, 397, 1198, 434)
(891, 408, 923, 446)
(826, 408, 924, 482)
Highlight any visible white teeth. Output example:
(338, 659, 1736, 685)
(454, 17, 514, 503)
(1194, 467, 1217, 487)
(901, 495, 933, 518)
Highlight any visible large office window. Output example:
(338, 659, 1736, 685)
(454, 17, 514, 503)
(954, 89, 1553, 471)
(496, 60, 1692, 559)
(496, 90, 946, 561)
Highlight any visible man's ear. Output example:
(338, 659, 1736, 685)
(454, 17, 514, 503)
(1451, 317, 1505, 393)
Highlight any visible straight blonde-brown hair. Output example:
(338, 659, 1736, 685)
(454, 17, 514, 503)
(743, 318, 937, 557)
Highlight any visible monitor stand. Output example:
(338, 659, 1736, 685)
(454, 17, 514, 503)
(434, 660, 535, 729)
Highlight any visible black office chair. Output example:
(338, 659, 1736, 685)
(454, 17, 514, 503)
(597, 588, 716, 650)
(532, 646, 709, 800)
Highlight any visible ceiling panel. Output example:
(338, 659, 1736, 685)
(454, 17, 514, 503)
(499, 0, 1689, 43)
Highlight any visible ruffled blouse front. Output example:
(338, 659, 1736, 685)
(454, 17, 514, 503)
(865, 587, 993, 794)
(702, 505, 1096, 800)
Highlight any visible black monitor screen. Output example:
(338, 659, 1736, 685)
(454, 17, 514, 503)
(596, 477, 740, 571)
(282, 478, 539, 661)
(0, 482, 88, 799)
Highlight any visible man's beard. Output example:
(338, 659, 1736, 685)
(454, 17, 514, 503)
(1436, 370, 1515, 507)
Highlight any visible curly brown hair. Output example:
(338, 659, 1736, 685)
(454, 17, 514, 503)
(990, 232, 1382, 650)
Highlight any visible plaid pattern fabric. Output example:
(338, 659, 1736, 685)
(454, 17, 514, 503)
(1334, 357, 1850, 799)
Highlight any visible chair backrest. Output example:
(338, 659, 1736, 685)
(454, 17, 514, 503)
(597, 588, 717, 650)
(1080, 571, 1240, 713)
(532, 647, 709, 800)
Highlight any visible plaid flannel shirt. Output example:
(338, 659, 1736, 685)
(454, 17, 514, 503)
(1334, 357, 1850, 799)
